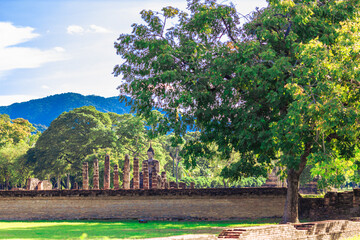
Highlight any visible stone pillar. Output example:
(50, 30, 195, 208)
(169, 181, 178, 189)
(161, 171, 167, 189)
(123, 154, 130, 189)
(151, 171, 158, 189)
(142, 161, 149, 189)
(93, 158, 99, 190)
(114, 164, 120, 190)
(354, 189, 360, 207)
(82, 162, 89, 190)
(104, 154, 110, 190)
(179, 182, 186, 189)
(133, 157, 140, 189)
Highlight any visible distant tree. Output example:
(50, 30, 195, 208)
(160, 133, 185, 183)
(0, 114, 35, 147)
(114, 0, 360, 222)
(29, 106, 116, 180)
(0, 142, 33, 189)
(109, 112, 148, 158)
(0, 114, 37, 189)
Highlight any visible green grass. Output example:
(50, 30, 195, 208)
(0, 219, 280, 239)
(346, 236, 360, 240)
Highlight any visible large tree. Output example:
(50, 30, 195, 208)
(29, 106, 116, 179)
(0, 114, 35, 147)
(114, 0, 360, 222)
(0, 114, 36, 189)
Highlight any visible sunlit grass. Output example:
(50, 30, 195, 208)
(346, 236, 360, 240)
(0, 219, 280, 239)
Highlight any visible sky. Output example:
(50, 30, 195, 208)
(0, 0, 268, 107)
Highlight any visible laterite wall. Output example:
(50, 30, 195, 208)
(0, 188, 287, 220)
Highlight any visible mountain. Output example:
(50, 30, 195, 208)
(0, 93, 132, 129)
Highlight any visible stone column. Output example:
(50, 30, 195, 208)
(133, 157, 140, 189)
(123, 154, 130, 189)
(179, 182, 186, 189)
(114, 164, 120, 190)
(169, 181, 178, 189)
(354, 189, 360, 207)
(142, 161, 149, 189)
(82, 162, 89, 190)
(104, 154, 110, 190)
(161, 171, 167, 189)
(151, 171, 158, 189)
(93, 158, 99, 190)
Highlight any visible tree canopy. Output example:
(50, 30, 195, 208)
(29, 106, 116, 179)
(0, 114, 37, 189)
(114, 0, 360, 222)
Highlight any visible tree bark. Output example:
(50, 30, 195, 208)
(57, 176, 61, 190)
(66, 174, 70, 189)
(282, 169, 301, 223)
(282, 142, 312, 223)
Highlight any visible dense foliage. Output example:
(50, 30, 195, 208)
(0, 114, 37, 189)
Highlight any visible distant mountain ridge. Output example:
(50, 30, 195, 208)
(0, 93, 132, 128)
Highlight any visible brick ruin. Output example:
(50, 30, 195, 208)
(218, 219, 360, 240)
(22, 147, 194, 191)
(93, 158, 99, 190)
(113, 164, 119, 190)
(103, 154, 110, 190)
(25, 178, 52, 190)
(77, 147, 192, 190)
(82, 162, 89, 190)
(264, 166, 319, 194)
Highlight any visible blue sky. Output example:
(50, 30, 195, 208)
(0, 0, 268, 106)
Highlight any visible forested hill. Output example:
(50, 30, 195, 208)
(0, 93, 132, 129)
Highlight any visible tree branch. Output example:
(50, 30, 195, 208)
(296, 142, 312, 175)
(221, 16, 238, 44)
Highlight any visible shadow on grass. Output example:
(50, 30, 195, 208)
(0, 219, 281, 239)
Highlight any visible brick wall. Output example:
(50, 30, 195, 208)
(299, 189, 360, 221)
(219, 220, 360, 239)
(0, 188, 286, 220)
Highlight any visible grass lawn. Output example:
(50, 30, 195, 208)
(346, 237, 360, 240)
(0, 218, 280, 239)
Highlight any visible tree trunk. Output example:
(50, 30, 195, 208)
(5, 174, 9, 190)
(57, 176, 61, 190)
(282, 169, 300, 223)
(282, 142, 313, 223)
(176, 158, 180, 184)
(222, 179, 228, 188)
(172, 157, 175, 178)
(5, 179, 9, 190)
(66, 174, 70, 189)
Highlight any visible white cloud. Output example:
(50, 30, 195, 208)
(66, 24, 112, 35)
(0, 22, 67, 74)
(41, 85, 50, 89)
(89, 24, 112, 33)
(67, 25, 85, 35)
(54, 46, 65, 52)
(0, 22, 39, 48)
